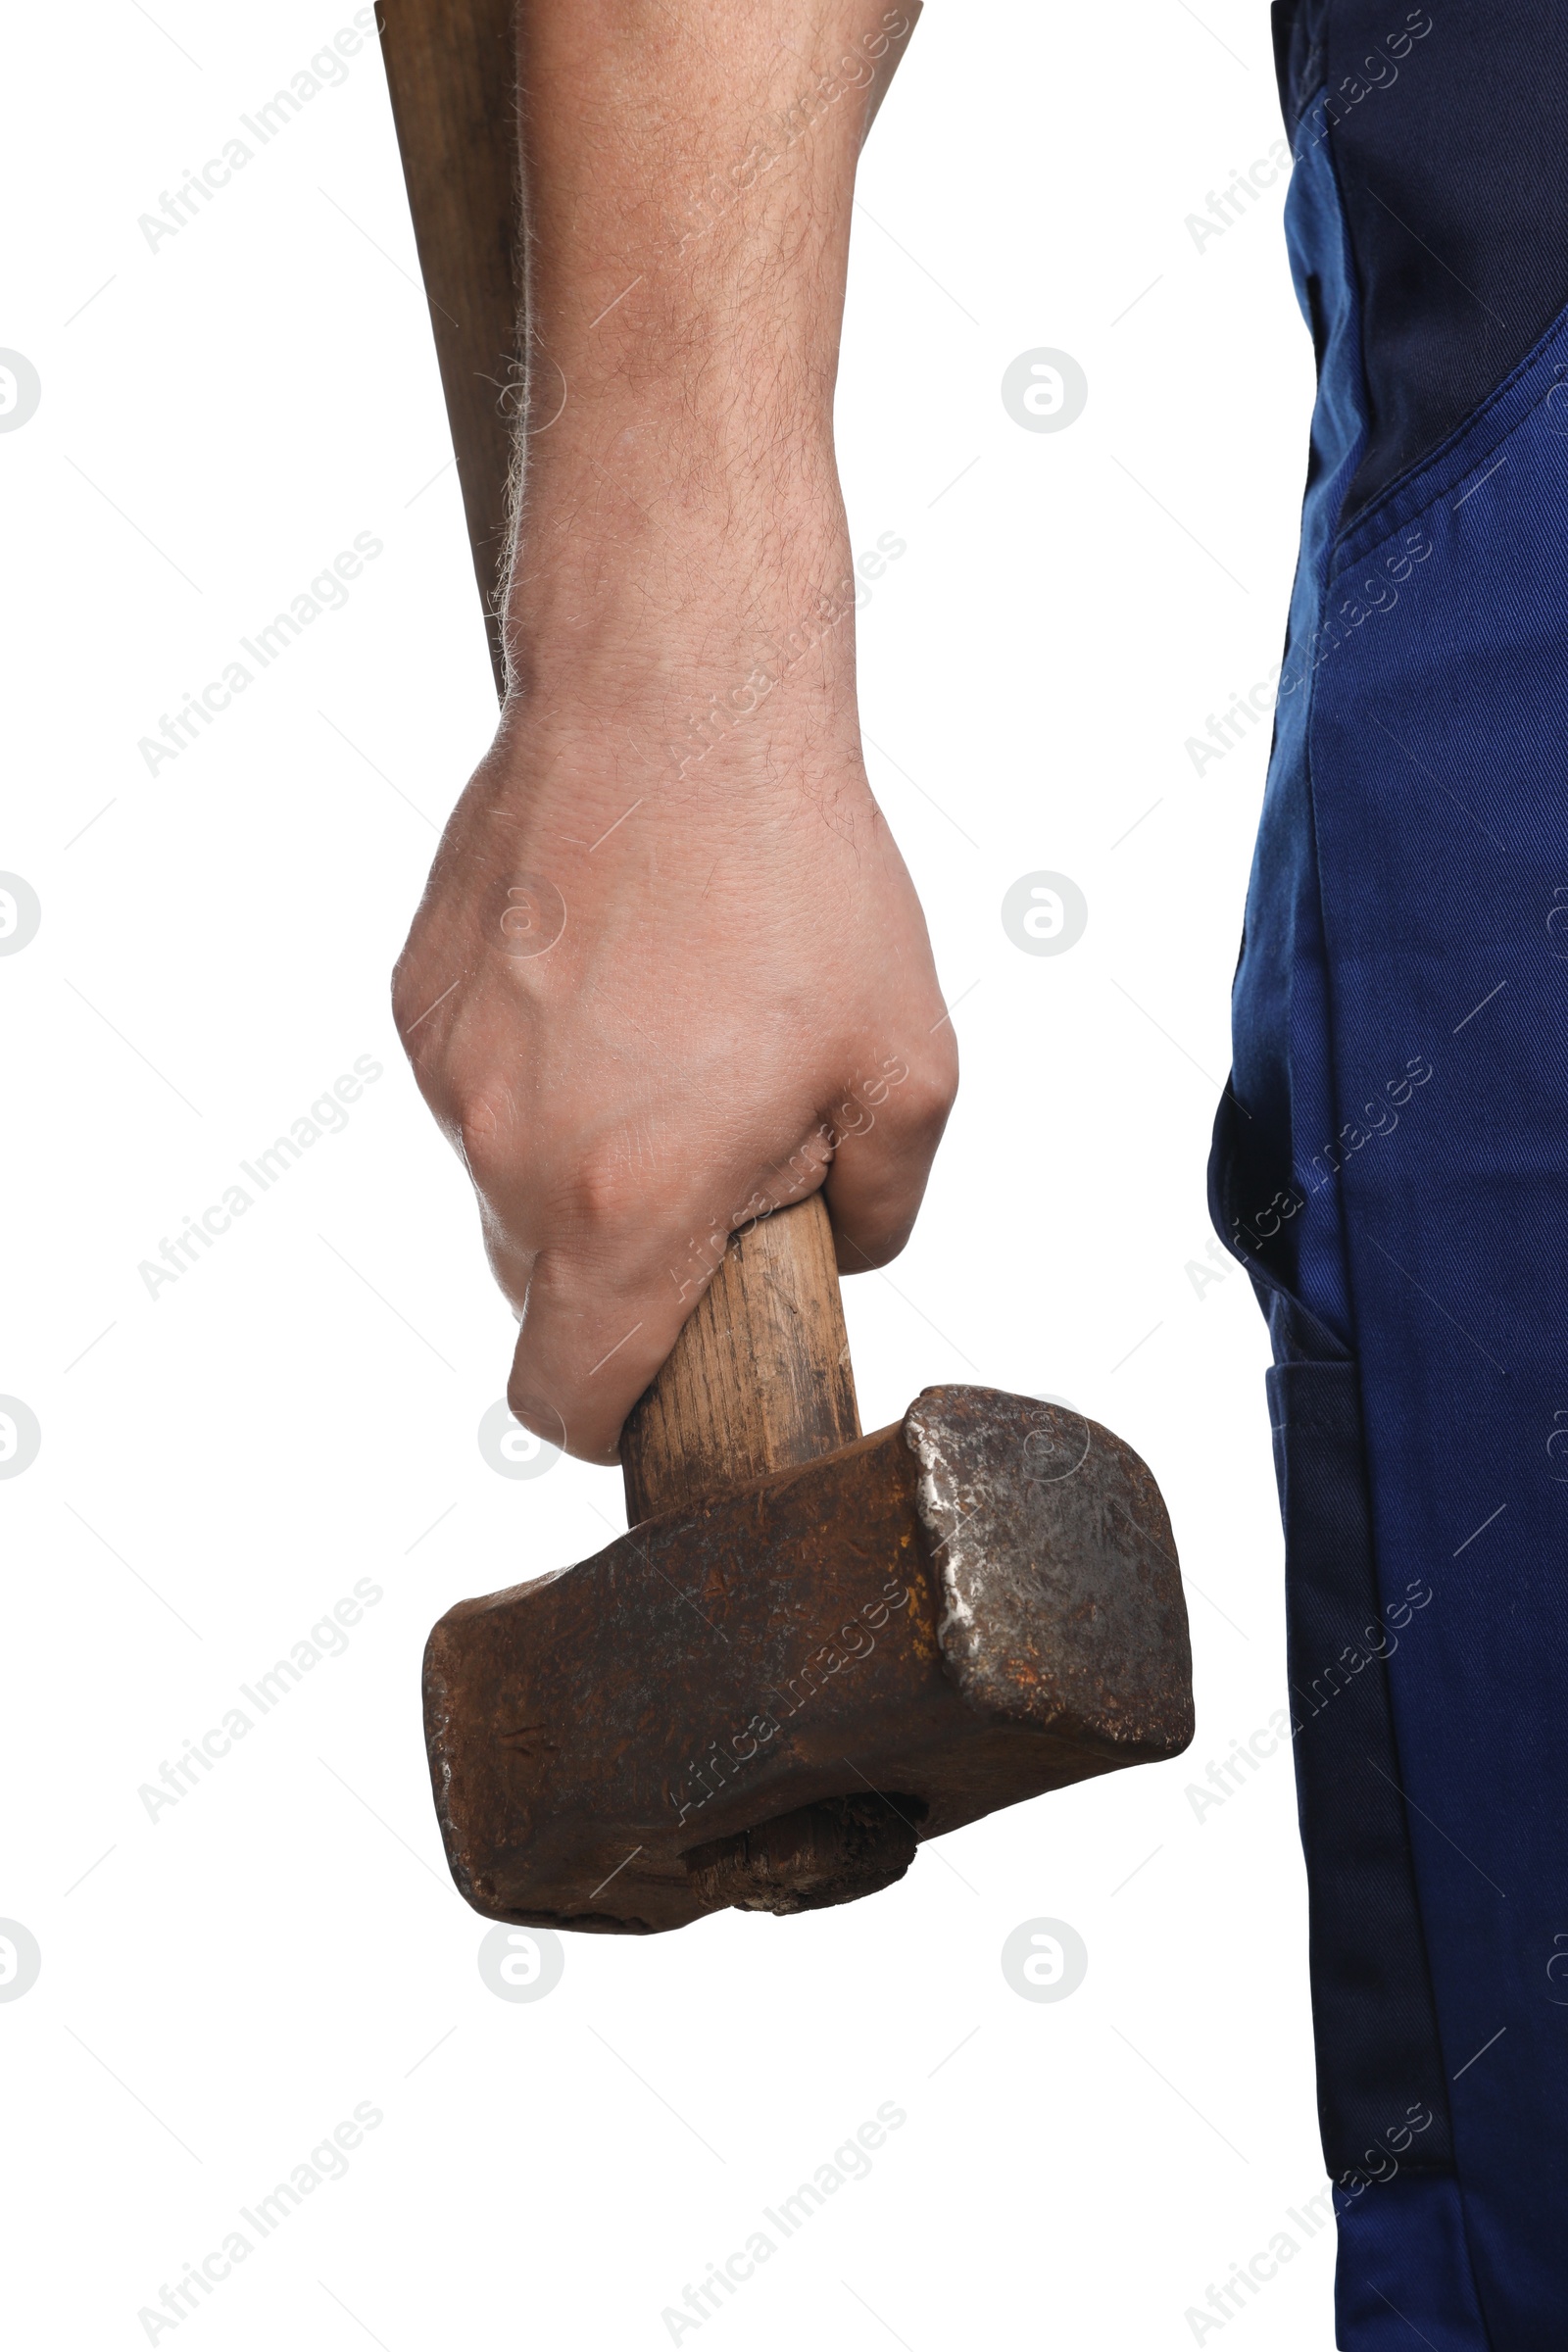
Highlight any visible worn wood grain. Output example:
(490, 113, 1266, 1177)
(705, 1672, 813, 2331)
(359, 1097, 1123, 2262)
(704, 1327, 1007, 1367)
(620, 1196, 860, 1523)
(377, 0, 519, 697)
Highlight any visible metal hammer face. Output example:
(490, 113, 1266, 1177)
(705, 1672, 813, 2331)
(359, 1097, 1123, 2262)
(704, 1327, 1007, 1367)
(424, 1384, 1192, 1936)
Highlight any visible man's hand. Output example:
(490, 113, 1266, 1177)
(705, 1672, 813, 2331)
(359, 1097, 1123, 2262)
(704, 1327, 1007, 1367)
(392, 0, 956, 1467)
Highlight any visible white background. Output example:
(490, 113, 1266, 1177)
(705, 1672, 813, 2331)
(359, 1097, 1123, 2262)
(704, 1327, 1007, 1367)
(1, 2, 1328, 2344)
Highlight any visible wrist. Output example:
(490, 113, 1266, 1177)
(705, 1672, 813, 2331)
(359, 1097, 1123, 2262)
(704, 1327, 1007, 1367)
(505, 422, 854, 668)
(517, 380, 842, 523)
(494, 575, 865, 799)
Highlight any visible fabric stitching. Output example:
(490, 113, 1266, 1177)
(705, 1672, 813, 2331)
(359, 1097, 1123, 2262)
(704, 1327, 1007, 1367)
(1328, 308, 1568, 578)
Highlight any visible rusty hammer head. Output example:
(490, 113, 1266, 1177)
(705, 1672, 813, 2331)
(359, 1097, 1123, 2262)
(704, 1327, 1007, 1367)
(424, 1199, 1193, 1934)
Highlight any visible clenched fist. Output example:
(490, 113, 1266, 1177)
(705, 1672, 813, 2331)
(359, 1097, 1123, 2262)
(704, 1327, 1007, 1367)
(392, 0, 954, 1466)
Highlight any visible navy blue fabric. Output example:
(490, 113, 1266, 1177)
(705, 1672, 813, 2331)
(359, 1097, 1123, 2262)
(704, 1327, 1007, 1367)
(1271, 0, 1568, 521)
(1265, 1305, 1453, 2180)
(1334, 2176, 1491, 2348)
(1212, 38, 1568, 2351)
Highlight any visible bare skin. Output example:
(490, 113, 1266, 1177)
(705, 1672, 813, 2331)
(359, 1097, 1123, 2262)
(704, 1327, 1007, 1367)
(392, 0, 955, 1468)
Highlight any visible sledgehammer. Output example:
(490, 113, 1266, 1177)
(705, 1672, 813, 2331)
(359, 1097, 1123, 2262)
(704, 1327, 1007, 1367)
(425, 1194, 1193, 1933)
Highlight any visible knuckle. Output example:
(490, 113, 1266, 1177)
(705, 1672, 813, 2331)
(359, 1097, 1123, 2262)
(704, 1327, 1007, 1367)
(887, 1060, 957, 1151)
(564, 1146, 640, 1236)
(455, 1079, 518, 1178)
(390, 943, 447, 1054)
(389, 956, 422, 1048)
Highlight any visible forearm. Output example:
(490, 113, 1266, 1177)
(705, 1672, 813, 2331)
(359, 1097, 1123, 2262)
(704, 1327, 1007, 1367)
(509, 1, 914, 657)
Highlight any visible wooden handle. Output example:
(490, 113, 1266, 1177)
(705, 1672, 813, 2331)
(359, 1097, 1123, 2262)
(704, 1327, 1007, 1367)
(620, 1196, 860, 1525)
(378, 0, 519, 700)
